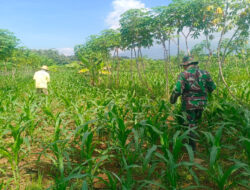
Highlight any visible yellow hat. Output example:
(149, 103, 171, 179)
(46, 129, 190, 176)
(41, 65, 49, 70)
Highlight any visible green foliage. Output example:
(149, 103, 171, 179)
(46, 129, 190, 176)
(120, 8, 154, 49)
(33, 49, 77, 65)
(0, 0, 250, 189)
(0, 60, 249, 189)
(0, 29, 19, 68)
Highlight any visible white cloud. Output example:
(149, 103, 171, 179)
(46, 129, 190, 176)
(106, 0, 145, 29)
(57, 48, 74, 56)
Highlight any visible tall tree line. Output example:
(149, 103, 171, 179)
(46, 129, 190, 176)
(75, 0, 249, 98)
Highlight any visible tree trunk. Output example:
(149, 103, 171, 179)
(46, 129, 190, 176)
(182, 30, 191, 56)
(134, 48, 142, 82)
(107, 60, 113, 87)
(177, 31, 180, 64)
(205, 34, 212, 57)
(168, 38, 171, 70)
(134, 48, 149, 90)
(216, 7, 245, 106)
(162, 41, 169, 99)
(130, 49, 133, 85)
(205, 33, 212, 69)
(185, 38, 190, 55)
(138, 47, 148, 85)
(116, 48, 120, 87)
(139, 48, 146, 73)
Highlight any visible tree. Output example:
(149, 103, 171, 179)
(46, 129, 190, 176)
(10, 48, 56, 69)
(151, 6, 175, 98)
(214, 0, 249, 104)
(100, 29, 122, 86)
(0, 29, 19, 70)
(170, 0, 204, 55)
(196, 0, 226, 61)
(119, 8, 154, 90)
(74, 35, 107, 86)
(34, 49, 76, 65)
(167, 1, 182, 59)
(190, 41, 208, 58)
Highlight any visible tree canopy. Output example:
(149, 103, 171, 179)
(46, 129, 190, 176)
(0, 29, 19, 62)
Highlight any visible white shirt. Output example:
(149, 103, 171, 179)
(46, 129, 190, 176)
(33, 70, 50, 89)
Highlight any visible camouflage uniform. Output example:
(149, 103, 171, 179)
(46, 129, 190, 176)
(170, 56, 216, 150)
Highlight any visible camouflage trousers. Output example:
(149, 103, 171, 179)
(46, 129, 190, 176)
(184, 109, 203, 128)
(183, 109, 203, 151)
(36, 88, 48, 95)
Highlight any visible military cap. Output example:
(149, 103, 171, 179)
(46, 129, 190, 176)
(180, 56, 198, 66)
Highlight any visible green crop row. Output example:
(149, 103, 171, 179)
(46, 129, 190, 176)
(0, 59, 249, 190)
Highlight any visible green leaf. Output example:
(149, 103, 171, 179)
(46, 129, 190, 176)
(219, 164, 242, 189)
(62, 173, 89, 183)
(143, 145, 157, 167)
(210, 146, 218, 168)
(184, 144, 194, 162)
(138, 180, 167, 190)
(81, 181, 88, 190)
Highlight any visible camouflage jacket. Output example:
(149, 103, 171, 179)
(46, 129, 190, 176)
(170, 65, 216, 110)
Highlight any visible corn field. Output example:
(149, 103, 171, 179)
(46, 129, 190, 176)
(0, 59, 249, 190)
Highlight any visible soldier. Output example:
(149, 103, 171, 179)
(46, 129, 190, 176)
(170, 56, 216, 151)
(33, 65, 50, 95)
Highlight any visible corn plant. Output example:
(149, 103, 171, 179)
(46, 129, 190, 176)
(232, 159, 250, 189)
(79, 130, 95, 160)
(100, 171, 119, 190)
(202, 126, 223, 167)
(72, 102, 85, 127)
(107, 104, 131, 156)
(152, 129, 202, 189)
(111, 156, 141, 190)
(239, 136, 250, 163)
(139, 119, 163, 146)
(38, 114, 71, 189)
(59, 154, 108, 189)
(202, 126, 245, 189)
(0, 58, 250, 189)
(127, 128, 146, 167)
(19, 93, 38, 136)
(42, 96, 54, 123)
(0, 123, 30, 187)
(73, 121, 109, 188)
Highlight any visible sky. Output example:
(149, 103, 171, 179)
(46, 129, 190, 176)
(0, 0, 172, 57)
(0, 0, 219, 58)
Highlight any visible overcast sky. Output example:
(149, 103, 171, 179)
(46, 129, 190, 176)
(0, 0, 224, 58)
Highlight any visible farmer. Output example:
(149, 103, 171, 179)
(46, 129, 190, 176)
(33, 65, 50, 95)
(170, 56, 216, 151)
